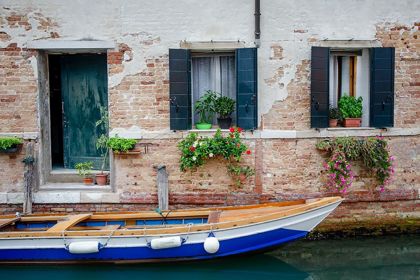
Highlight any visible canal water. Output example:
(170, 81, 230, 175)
(2, 235, 419, 280)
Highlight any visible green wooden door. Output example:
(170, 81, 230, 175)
(61, 54, 108, 170)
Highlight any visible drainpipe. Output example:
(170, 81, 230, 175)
(255, 0, 261, 48)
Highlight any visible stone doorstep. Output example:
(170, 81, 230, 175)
(0, 182, 117, 204)
(49, 170, 110, 183)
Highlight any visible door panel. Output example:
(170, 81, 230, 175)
(61, 54, 108, 170)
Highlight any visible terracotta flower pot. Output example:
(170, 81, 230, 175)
(329, 119, 338, 127)
(343, 118, 361, 127)
(95, 174, 108, 185)
(239, 173, 247, 182)
(83, 178, 93, 185)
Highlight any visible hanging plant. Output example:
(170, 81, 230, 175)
(178, 127, 255, 184)
(318, 135, 395, 193)
(361, 136, 395, 191)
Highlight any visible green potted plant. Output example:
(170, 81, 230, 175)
(75, 161, 94, 185)
(0, 138, 22, 153)
(95, 106, 110, 185)
(214, 92, 235, 129)
(227, 164, 255, 186)
(329, 104, 341, 128)
(338, 94, 363, 127)
(194, 90, 217, 129)
(106, 134, 137, 154)
(315, 140, 331, 151)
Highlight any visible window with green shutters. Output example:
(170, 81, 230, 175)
(310, 46, 395, 128)
(169, 48, 258, 131)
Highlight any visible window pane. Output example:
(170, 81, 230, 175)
(192, 55, 236, 126)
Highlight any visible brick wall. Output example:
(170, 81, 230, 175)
(0, 43, 37, 133)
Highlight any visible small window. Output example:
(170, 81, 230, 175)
(310, 46, 395, 128)
(169, 48, 258, 131)
(329, 49, 370, 126)
(191, 53, 236, 126)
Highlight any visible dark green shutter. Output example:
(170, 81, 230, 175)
(310, 46, 330, 128)
(169, 49, 191, 130)
(370, 47, 395, 127)
(236, 48, 258, 130)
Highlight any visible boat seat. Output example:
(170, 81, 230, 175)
(0, 217, 20, 230)
(207, 211, 221, 224)
(101, 224, 121, 231)
(47, 214, 92, 232)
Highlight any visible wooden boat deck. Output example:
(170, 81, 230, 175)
(0, 197, 343, 238)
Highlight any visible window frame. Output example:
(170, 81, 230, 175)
(169, 48, 258, 131)
(310, 46, 395, 128)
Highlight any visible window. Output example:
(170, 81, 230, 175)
(311, 46, 395, 128)
(191, 54, 236, 126)
(169, 48, 258, 130)
(329, 49, 370, 126)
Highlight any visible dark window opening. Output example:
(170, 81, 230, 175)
(48, 55, 64, 169)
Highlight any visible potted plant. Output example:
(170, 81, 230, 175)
(227, 164, 255, 186)
(329, 105, 341, 128)
(75, 162, 94, 185)
(0, 138, 22, 153)
(214, 92, 235, 129)
(106, 134, 137, 154)
(315, 140, 331, 151)
(194, 90, 217, 129)
(95, 106, 110, 185)
(338, 94, 363, 127)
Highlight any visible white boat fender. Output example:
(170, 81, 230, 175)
(67, 241, 101, 254)
(149, 236, 185, 250)
(204, 232, 219, 254)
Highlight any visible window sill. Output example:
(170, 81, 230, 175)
(326, 127, 377, 131)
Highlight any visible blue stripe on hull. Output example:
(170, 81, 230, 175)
(0, 228, 307, 262)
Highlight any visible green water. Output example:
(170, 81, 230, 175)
(2, 235, 419, 280)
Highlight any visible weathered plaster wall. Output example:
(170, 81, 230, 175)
(0, 1, 419, 229)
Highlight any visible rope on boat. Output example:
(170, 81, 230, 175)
(182, 223, 193, 243)
(62, 229, 69, 250)
(99, 226, 119, 249)
(143, 227, 150, 247)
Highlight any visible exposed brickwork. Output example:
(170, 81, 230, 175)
(114, 139, 256, 202)
(108, 54, 170, 131)
(0, 43, 38, 133)
(261, 60, 311, 130)
(375, 22, 420, 128)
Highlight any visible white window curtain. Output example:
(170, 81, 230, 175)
(192, 55, 236, 125)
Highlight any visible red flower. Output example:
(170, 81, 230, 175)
(246, 150, 251, 155)
(237, 127, 242, 132)
(190, 147, 195, 152)
(229, 127, 235, 133)
(230, 134, 234, 138)
(237, 143, 240, 148)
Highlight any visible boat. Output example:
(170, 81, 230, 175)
(0, 196, 343, 264)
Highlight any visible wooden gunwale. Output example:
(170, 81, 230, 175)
(0, 197, 342, 238)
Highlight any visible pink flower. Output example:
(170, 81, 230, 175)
(222, 134, 226, 138)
